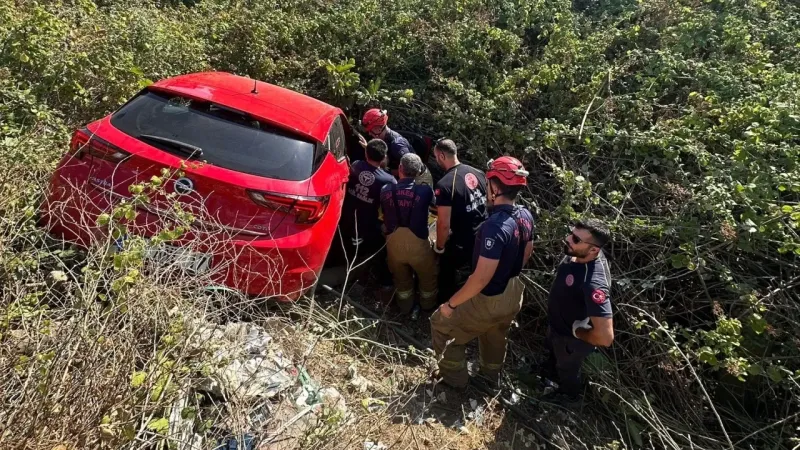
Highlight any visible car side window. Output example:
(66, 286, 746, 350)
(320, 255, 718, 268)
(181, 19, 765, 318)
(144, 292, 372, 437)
(328, 116, 347, 160)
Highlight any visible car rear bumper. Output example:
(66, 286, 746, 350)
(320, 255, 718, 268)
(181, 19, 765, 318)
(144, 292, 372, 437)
(41, 172, 331, 301)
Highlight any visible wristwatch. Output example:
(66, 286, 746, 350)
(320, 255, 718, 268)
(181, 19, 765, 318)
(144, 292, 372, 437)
(447, 301, 457, 309)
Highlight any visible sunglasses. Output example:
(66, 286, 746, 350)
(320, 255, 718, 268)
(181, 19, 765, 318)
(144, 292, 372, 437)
(568, 226, 600, 248)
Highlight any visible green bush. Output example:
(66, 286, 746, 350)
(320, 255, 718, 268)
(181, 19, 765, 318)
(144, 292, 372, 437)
(1, 0, 798, 448)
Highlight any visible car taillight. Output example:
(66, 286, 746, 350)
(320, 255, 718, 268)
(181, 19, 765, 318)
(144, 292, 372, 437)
(248, 190, 330, 224)
(70, 128, 130, 163)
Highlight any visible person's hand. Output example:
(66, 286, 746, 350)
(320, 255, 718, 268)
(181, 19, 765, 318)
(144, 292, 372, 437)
(358, 133, 368, 148)
(572, 317, 592, 339)
(440, 302, 455, 318)
(431, 239, 445, 254)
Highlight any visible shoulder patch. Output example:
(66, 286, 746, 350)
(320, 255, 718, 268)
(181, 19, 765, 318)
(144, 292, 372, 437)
(465, 173, 479, 190)
(565, 274, 574, 286)
(484, 238, 495, 250)
(591, 289, 607, 304)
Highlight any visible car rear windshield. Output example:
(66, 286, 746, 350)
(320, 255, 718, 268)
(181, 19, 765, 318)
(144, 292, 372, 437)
(110, 90, 320, 181)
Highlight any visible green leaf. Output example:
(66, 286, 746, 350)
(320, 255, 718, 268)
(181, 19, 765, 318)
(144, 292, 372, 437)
(671, 254, 690, 269)
(146, 417, 170, 434)
(747, 364, 763, 376)
(767, 365, 784, 383)
(130, 371, 147, 388)
(626, 419, 644, 447)
(181, 407, 197, 420)
(698, 347, 718, 366)
(780, 205, 793, 214)
(749, 313, 767, 335)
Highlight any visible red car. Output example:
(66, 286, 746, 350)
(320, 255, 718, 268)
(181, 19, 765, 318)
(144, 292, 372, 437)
(41, 72, 355, 300)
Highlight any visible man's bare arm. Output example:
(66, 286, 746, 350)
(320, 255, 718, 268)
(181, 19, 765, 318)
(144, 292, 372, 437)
(575, 317, 614, 347)
(435, 206, 452, 250)
(523, 241, 534, 265)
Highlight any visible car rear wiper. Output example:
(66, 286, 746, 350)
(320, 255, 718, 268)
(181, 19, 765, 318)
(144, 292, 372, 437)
(138, 134, 204, 159)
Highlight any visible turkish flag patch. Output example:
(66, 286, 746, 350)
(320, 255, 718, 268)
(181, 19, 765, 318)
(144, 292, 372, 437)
(435, 189, 441, 196)
(591, 289, 607, 304)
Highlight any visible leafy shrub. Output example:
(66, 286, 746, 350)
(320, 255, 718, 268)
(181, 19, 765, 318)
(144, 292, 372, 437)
(1, 0, 798, 448)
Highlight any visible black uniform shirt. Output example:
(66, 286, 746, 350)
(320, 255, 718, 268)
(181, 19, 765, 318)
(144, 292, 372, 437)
(434, 163, 488, 245)
(547, 252, 613, 337)
(341, 160, 396, 240)
(471, 204, 535, 296)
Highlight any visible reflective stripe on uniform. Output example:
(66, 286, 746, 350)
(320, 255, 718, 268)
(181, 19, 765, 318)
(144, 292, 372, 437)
(480, 361, 503, 370)
(420, 289, 438, 299)
(396, 289, 414, 300)
(439, 359, 466, 370)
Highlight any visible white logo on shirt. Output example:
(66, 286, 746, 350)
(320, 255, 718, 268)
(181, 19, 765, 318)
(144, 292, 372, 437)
(485, 238, 495, 249)
(359, 171, 375, 187)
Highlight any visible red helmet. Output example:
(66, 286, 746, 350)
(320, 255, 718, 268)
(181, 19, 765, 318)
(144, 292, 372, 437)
(362, 108, 388, 132)
(486, 156, 529, 186)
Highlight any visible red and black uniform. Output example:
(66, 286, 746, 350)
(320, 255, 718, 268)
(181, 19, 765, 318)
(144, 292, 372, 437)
(434, 163, 488, 303)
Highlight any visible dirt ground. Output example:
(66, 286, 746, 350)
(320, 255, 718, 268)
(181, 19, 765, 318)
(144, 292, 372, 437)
(253, 274, 607, 450)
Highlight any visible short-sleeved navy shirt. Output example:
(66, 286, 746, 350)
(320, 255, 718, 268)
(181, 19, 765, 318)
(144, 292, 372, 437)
(380, 179, 434, 240)
(341, 160, 396, 240)
(383, 128, 413, 173)
(435, 164, 488, 245)
(471, 204, 535, 296)
(547, 252, 613, 337)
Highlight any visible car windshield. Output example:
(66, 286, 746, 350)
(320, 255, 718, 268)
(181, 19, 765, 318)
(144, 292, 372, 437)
(110, 90, 319, 181)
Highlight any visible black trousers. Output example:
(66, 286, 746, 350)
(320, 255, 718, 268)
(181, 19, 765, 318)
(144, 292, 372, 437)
(437, 237, 475, 304)
(541, 328, 596, 396)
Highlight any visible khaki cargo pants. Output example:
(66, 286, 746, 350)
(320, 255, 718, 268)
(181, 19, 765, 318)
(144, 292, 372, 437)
(385, 227, 439, 313)
(430, 277, 524, 387)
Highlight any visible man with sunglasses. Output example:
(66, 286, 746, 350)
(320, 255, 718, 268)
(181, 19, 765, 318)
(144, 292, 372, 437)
(430, 139, 488, 305)
(540, 218, 614, 405)
(431, 156, 534, 390)
(360, 108, 414, 179)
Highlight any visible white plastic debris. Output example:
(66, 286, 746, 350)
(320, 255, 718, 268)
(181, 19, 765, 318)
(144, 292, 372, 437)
(192, 321, 295, 400)
(319, 387, 348, 417)
(451, 420, 469, 434)
(347, 364, 372, 393)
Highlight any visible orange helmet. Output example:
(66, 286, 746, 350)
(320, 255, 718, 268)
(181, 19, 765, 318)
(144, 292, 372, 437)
(486, 156, 529, 186)
(361, 108, 388, 132)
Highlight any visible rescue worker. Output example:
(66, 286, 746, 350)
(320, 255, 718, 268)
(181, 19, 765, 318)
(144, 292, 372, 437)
(339, 139, 396, 289)
(360, 108, 414, 178)
(539, 218, 614, 404)
(379, 153, 439, 313)
(430, 156, 534, 389)
(431, 139, 488, 304)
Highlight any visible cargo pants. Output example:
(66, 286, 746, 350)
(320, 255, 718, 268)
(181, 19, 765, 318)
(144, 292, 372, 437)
(385, 227, 439, 313)
(540, 328, 595, 396)
(430, 276, 524, 388)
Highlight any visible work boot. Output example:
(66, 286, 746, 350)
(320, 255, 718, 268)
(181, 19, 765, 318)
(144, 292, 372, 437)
(430, 369, 467, 393)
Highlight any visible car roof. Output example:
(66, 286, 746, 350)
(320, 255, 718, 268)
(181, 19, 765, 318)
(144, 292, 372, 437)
(149, 71, 342, 143)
